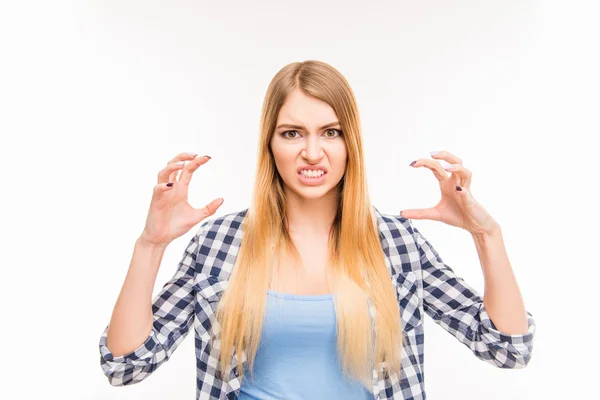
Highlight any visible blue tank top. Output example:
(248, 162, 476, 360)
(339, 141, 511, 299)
(238, 289, 375, 400)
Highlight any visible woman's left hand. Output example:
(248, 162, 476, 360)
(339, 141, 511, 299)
(400, 150, 500, 236)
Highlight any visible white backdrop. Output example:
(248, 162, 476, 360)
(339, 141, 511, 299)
(1, 1, 598, 399)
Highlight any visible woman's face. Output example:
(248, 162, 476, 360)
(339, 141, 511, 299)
(270, 88, 348, 201)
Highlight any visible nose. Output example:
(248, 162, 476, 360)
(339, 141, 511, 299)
(301, 135, 324, 162)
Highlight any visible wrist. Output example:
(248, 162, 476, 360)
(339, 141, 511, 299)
(136, 235, 169, 251)
(471, 224, 502, 241)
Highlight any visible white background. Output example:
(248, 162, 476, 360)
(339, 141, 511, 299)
(1, 1, 598, 399)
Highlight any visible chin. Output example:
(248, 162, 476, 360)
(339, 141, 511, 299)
(290, 185, 337, 201)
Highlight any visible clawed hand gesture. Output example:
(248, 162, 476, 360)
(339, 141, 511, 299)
(140, 152, 224, 247)
(401, 151, 500, 236)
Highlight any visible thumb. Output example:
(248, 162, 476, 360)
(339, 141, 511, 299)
(400, 207, 438, 220)
(192, 198, 224, 225)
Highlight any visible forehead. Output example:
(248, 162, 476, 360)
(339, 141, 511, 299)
(276, 89, 338, 126)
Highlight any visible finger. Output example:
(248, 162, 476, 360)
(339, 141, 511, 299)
(192, 197, 224, 225)
(410, 158, 449, 182)
(179, 155, 211, 186)
(159, 152, 198, 184)
(430, 150, 463, 165)
(400, 207, 441, 221)
(158, 161, 186, 184)
(454, 185, 473, 203)
(167, 152, 199, 165)
(168, 169, 179, 183)
(444, 163, 472, 188)
(168, 165, 185, 183)
(153, 182, 176, 195)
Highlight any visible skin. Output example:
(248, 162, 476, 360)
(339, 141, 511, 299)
(269, 88, 348, 294)
(402, 151, 499, 235)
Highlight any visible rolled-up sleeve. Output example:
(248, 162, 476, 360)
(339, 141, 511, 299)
(407, 219, 536, 369)
(98, 227, 205, 385)
(99, 325, 167, 385)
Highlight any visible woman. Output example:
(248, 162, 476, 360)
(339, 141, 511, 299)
(99, 60, 536, 400)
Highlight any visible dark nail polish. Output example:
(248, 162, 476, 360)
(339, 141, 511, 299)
(455, 186, 462, 191)
(167, 182, 174, 187)
(409, 161, 416, 167)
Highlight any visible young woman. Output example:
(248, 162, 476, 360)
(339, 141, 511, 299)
(99, 60, 536, 400)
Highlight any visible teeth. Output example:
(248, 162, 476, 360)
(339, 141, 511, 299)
(300, 170, 325, 178)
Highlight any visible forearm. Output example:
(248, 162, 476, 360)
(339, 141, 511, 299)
(472, 226, 529, 334)
(106, 237, 168, 356)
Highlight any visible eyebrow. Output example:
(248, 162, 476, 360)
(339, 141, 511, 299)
(275, 121, 341, 131)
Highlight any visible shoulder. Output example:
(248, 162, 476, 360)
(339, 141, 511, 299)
(372, 206, 424, 276)
(190, 208, 249, 279)
(195, 207, 249, 237)
(372, 205, 416, 237)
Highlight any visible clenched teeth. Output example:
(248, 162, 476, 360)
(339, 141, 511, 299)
(300, 170, 325, 178)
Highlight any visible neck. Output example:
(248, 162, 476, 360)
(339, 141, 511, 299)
(284, 187, 339, 235)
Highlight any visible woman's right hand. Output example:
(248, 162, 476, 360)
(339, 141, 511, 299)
(139, 152, 224, 247)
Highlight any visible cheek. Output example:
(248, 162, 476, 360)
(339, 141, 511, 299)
(331, 145, 348, 172)
(272, 147, 297, 174)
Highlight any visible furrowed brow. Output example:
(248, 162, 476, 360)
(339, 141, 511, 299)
(276, 121, 340, 130)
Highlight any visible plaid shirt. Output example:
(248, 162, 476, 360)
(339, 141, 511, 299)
(99, 207, 536, 399)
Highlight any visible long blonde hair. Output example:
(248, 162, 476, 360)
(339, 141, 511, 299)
(213, 60, 402, 389)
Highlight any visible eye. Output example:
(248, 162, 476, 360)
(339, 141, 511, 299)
(324, 129, 342, 138)
(281, 130, 301, 139)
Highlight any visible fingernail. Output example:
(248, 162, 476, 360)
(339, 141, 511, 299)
(409, 160, 416, 167)
(455, 186, 462, 191)
(430, 151, 440, 156)
(202, 155, 211, 159)
(186, 152, 197, 156)
(167, 182, 174, 187)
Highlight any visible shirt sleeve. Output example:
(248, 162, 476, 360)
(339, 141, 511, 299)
(407, 219, 536, 369)
(98, 225, 206, 386)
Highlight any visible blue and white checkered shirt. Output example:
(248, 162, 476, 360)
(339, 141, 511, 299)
(99, 207, 536, 399)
